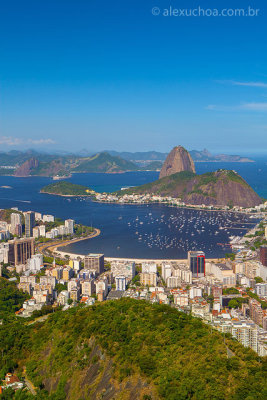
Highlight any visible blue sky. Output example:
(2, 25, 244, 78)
(0, 0, 266, 154)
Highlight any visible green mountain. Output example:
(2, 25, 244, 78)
(0, 299, 266, 400)
(120, 170, 262, 207)
(73, 152, 138, 173)
(41, 181, 94, 196)
(141, 161, 163, 170)
(1, 152, 139, 176)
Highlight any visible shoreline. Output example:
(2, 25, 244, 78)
(92, 200, 261, 216)
(40, 191, 92, 197)
(54, 248, 223, 264)
(40, 191, 262, 216)
(37, 228, 101, 256)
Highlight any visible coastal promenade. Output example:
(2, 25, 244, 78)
(36, 228, 101, 257)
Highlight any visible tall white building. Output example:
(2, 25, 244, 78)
(231, 322, 258, 353)
(65, 219, 74, 235)
(10, 213, 22, 234)
(35, 212, 42, 221)
(0, 243, 9, 264)
(58, 225, 69, 236)
(161, 264, 172, 282)
(81, 279, 95, 296)
(95, 278, 108, 297)
(42, 215, 54, 223)
(32, 226, 40, 239)
(111, 261, 135, 281)
(166, 276, 181, 288)
(189, 287, 202, 299)
(39, 225, 46, 237)
(255, 283, 267, 297)
(27, 254, 43, 272)
(115, 275, 126, 291)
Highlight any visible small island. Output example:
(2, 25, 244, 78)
(40, 181, 95, 196)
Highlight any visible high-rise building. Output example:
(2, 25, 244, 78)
(15, 224, 22, 237)
(24, 211, 35, 238)
(188, 251, 205, 277)
(231, 322, 258, 353)
(39, 225, 46, 237)
(32, 226, 40, 239)
(42, 215, 54, 223)
(140, 272, 157, 287)
(255, 283, 267, 297)
(260, 246, 267, 267)
(81, 279, 95, 296)
(84, 254, 104, 274)
(10, 213, 22, 234)
(8, 238, 35, 266)
(115, 275, 126, 291)
(65, 219, 74, 235)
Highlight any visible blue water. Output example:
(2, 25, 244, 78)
(0, 160, 265, 259)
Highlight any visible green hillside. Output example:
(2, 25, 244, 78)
(40, 181, 94, 196)
(119, 170, 196, 195)
(119, 170, 261, 208)
(74, 152, 138, 173)
(0, 278, 29, 319)
(0, 299, 266, 399)
(142, 161, 163, 170)
(0, 208, 24, 224)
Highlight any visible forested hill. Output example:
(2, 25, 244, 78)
(40, 181, 94, 196)
(1, 298, 266, 399)
(120, 170, 262, 208)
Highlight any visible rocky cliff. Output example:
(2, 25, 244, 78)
(159, 146, 196, 178)
(14, 157, 39, 177)
(122, 170, 262, 207)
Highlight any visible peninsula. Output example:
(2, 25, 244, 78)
(116, 146, 262, 208)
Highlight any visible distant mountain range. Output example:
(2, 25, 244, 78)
(106, 149, 254, 164)
(0, 148, 254, 177)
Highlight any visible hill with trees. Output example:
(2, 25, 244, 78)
(40, 181, 94, 196)
(73, 152, 138, 173)
(0, 298, 266, 399)
(120, 169, 262, 207)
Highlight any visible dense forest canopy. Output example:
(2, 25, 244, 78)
(0, 298, 266, 399)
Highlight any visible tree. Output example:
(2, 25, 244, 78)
(254, 276, 263, 284)
(228, 299, 239, 309)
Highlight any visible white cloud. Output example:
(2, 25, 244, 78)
(231, 81, 267, 88)
(239, 102, 267, 111)
(216, 80, 267, 88)
(0, 136, 56, 146)
(0, 136, 22, 145)
(27, 138, 55, 145)
(206, 102, 267, 112)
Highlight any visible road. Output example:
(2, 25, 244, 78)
(27, 314, 50, 326)
(36, 228, 101, 257)
(226, 346, 235, 359)
(23, 367, 37, 396)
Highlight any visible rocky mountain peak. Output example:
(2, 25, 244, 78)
(159, 146, 196, 179)
(14, 157, 39, 177)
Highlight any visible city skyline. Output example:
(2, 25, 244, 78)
(1, 0, 266, 154)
